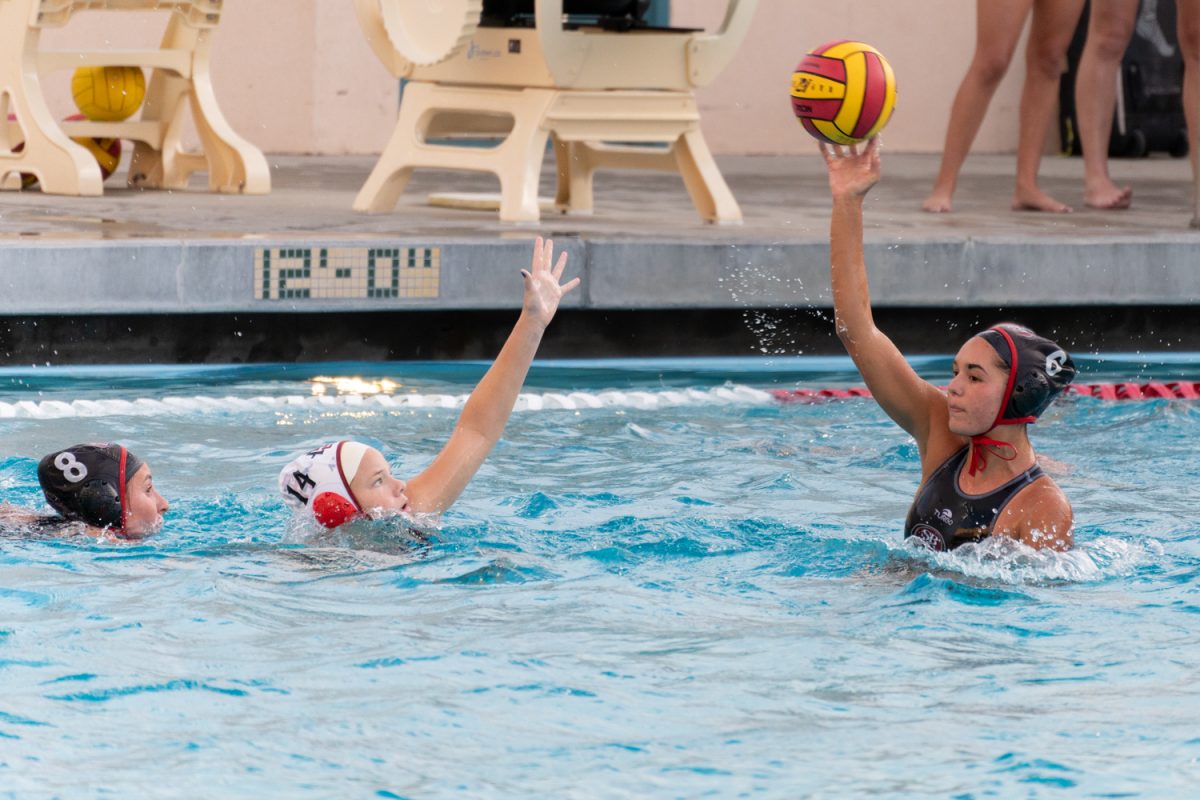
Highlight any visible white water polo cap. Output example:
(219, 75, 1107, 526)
(279, 441, 370, 528)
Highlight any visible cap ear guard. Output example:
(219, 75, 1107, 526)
(73, 479, 124, 529)
(1010, 370, 1051, 419)
(1004, 343, 1076, 420)
(311, 492, 359, 529)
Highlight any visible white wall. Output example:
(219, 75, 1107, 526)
(675, 0, 1033, 154)
(34, 1, 1034, 156)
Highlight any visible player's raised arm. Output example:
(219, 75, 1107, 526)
(405, 237, 579, 514)
(822, 139, 946, 454)
(279, 239, 579, 528)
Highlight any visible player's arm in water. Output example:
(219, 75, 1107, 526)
(0, 504, 43, 528)
(404, 237, 579, 514)
(823, 138, 957, 472)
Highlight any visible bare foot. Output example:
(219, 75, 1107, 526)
(922, 189, 953, 213)
(1083, 182, 1133, 210)
(1011, 187, 1072, 213)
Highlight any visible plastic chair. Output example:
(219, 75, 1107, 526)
(352, 0, 758, 223)
(0, 0, 268, 195)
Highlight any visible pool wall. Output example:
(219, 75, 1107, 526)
(2, 306, 1199, 364)
(2, 153, 1198, 364)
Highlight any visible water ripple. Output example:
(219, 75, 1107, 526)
(1, 359, 1198, 797)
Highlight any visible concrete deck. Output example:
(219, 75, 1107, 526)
(0, 151, 1198, 361)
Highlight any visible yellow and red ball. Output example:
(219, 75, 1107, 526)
(791, 40, 897, 145)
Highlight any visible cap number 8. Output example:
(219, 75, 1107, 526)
(54, 452, 88, 483)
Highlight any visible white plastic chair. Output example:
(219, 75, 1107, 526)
(353, 0, 758, 223)
(0, 0, 268, 195)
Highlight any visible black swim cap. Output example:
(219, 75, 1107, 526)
(37, 444, 144, 531)
(976, 323, 1076, 425)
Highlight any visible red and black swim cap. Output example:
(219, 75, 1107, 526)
(976, 323, 1076, 426)
(37, 444, 143, 532)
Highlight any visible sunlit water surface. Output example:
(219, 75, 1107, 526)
(1, 357, 1198, 798)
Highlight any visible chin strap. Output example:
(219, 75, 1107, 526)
(969, 325, 1029, 478)
(968, 435, 1018, 476)
(116, 446, 128, 535)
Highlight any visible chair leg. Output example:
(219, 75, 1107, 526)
(130, 15, 269, 194)
(555, 140, 597, 215)
(674, 128, 742, 224)
(356, 84, 557, 221)
(0, 28, 101, 196)
(187, 23, 269, 194)
(353, 106, 419, 214)
(552, 135, 572, 210)
(492, 89, 558, 221)
(129, 90, 198, 190)
(497, 125, 551, 223)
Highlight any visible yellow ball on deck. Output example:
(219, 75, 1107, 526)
(66, 117, 122, 179)
(791, 40, 897, 145)
(71, 66, 146, 122)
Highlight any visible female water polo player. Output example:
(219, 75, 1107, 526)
(279, 237, 580, 529)
(0, 443, 168, 538)
(822, 139, 1076, 551)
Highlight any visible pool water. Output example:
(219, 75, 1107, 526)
(1, 357, 1198, 797)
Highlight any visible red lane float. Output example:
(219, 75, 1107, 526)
(771, 381, 1200, 404)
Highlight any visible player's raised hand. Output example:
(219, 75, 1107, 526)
(521, 237, 580, 328)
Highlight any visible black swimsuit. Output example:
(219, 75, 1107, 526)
(904, 447, 1045, 551)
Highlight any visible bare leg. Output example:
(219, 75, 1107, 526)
(1012, 0, 1087, 212)
(1177, 0, 1200, 188)
(1075, 0, 1138, 209)
(923, 0, 1034, 212)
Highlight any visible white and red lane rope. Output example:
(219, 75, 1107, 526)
(0, 381, 1193, 419)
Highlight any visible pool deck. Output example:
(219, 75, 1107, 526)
(0, 151, 1198, 361)
(3, 150, 1199, 310)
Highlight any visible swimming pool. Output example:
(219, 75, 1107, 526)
(1, 356, 1197, 797)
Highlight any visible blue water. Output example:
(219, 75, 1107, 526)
(1, 357, 1198, 797)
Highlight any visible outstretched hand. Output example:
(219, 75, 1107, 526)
(521, 237, 580, 329)
(821, 137, 881, 201)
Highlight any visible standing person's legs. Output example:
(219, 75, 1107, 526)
(923, 0, 1034, 212)
(1075, 0, 1138, 208)
(1013, 0, 1088, 211)
(1176, 0, 1200, 190)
